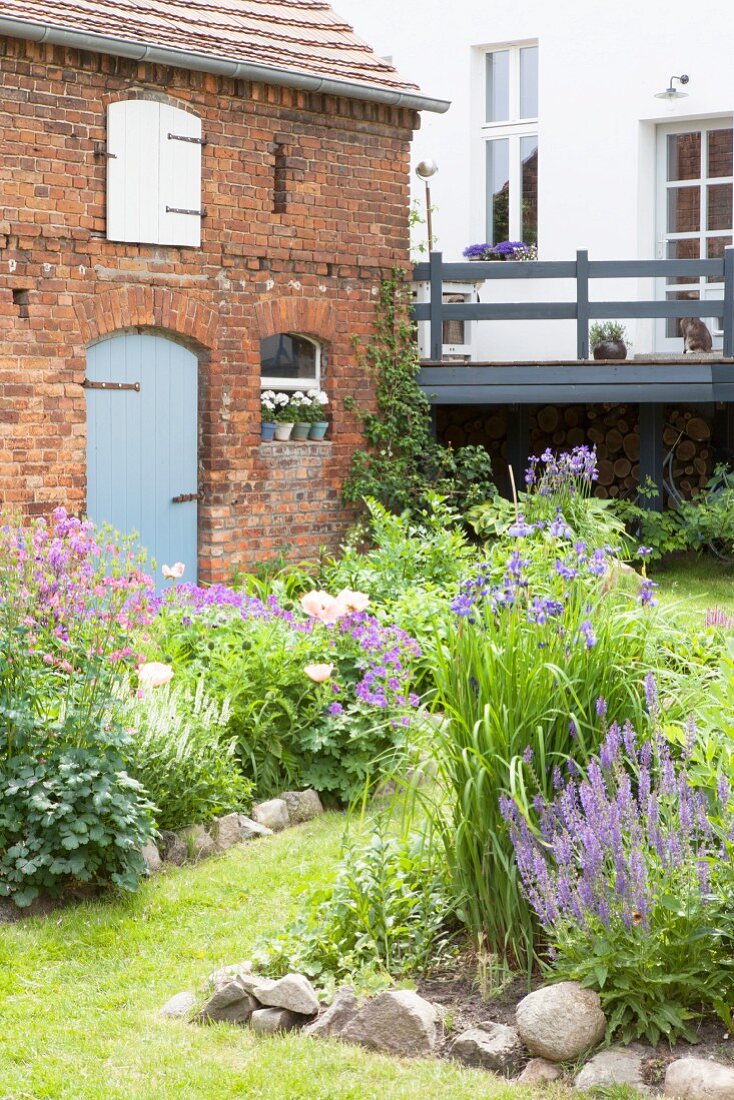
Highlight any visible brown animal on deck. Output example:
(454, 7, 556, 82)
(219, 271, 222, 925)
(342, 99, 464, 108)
(680, 317, 713, 353)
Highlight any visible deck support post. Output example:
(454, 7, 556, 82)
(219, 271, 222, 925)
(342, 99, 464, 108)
(638, 403, 664, 510)
(506, 404, 530, 491)
(429, 250, 444, 362)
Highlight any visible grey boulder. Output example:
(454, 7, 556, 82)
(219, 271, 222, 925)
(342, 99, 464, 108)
(279, 790, 324, 825)
(341, 990, 439, 1058)
(251, 799, 290, 832)
(575, 1048, 650, 1094)
(237, 815, 273, 839)
(664, 1057, 734, 1098)
(304, 988, 360, 1039)
(517, 1058, 562, 1085)
(516, 982, 606, 1062)
(253, 973, 320, 1016)
(210, 813, 242, 851)
(207, 961, 253, 992)
(196, 980, 258, 1025)
(179, 824, 216, 861)
(159, 830, 188, 866)
(141, 842, 162, 873)
(160, 991, 196, 1019)
(450, 1022, 524, 1076)
(250, 1007, 303, 1035)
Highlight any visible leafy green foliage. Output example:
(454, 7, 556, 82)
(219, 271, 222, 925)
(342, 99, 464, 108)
(254, 824, 457, 988)
(125, 681, 252, 831)
(0, 743, 153, 907)
(589, 320, 629, 349)
(342, 271, 495, 516)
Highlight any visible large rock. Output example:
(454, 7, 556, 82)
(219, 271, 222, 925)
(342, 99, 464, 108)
(517, 1058, 562, 1085)
(210, 813, 242, 852)
(279, 790, 324, 825)
(576, 1049, 650, 1094)
(160, 991, 196, 1019)
(253, 973, 319, 1016)
(450, 1023, 523, 1076)
(304, 988, 360, 1039)
(195, 980, 258, 1025)
(207, 961, 253, 992)
(159, 830, 188, 866)
(179, 824, 216, 861)
(251, 799, 290, 832)
(341, 990, 439, 1058)
(250, 1007, 303, 1035)
(664, 1057, 734, 1098)
(237, 815, 273, 840)
(516, 982, 606, 1062)
(141, 842, 162, 874)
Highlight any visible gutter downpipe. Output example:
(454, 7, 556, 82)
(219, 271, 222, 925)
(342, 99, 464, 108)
(0, 16, 451, 114)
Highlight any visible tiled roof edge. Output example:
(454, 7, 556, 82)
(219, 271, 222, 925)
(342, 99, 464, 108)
(0, 14, 451, 113)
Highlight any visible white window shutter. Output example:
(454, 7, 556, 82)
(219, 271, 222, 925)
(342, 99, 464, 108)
(107, 100, 161, 244)
(158, 105, 203, 248)
(107, 100, 203, 247)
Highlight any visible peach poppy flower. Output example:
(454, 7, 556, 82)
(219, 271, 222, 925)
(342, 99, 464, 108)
(335, 588, 370, 613)
(162, 562, 185, 580)
(304, 663, 334, 683)
(138, 661, 174, 689)
(301, 590, 335, 621)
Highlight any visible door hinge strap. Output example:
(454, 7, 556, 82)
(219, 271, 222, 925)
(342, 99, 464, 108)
(168, 132, 207, 145)
(166, 205, 206, 218)
(83, 380, 140, 391)
(171, 492, 198, 504)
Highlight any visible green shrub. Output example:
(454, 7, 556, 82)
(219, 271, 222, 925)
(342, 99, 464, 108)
(125, 681, 252, 831)
(254, 823, 457, 988)
(0, 743, 153, 908)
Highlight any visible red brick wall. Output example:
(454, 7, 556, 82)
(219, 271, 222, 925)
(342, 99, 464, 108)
(0, 36, 417, 581)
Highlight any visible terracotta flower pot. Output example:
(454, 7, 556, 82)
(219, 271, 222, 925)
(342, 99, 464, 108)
(291, 422, 311, 441)
(274, 422, 294, 441)
(261, 422, 276, 442)
(309, 421, 329, 440)
(592, 341, 627, 360)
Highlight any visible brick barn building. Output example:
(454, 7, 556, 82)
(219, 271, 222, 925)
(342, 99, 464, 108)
(0, 0, 448, 582)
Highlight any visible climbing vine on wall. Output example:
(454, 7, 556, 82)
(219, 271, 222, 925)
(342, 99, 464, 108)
(343, 270, 495, 516)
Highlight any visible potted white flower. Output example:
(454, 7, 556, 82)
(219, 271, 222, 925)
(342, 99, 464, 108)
(306, 389, 330, 440)
(288, 391, 313, 441)
(272, 392, 294, 440)
(260, 390, 278, 441)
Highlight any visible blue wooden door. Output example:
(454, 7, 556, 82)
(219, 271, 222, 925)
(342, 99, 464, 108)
(86, 333, 198, 585)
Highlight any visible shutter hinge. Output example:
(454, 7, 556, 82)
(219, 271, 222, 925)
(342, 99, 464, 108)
(166, 206, 206, 218)
(171, 492, 198, 504)
(94, 142, 117, 159)
(83, 380, 140, 391)
(168, 132, 207, 146)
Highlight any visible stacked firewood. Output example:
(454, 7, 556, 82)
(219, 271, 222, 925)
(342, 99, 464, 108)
(662, 408, 713, 497)
(531, 405, 639, 499)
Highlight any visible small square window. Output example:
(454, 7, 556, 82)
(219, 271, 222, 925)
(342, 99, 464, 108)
(260, 333, 321, 390)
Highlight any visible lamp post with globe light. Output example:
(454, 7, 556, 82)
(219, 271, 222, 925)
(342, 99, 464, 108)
(415, 159, 438, 254)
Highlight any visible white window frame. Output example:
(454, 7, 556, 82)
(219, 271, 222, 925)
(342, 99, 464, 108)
(480, 42, 539, 245)
(260, 333, 321, 391)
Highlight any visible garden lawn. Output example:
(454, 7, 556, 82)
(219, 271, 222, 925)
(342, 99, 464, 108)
(651, 556, 734, 619)
(0, 814, 529, 1100)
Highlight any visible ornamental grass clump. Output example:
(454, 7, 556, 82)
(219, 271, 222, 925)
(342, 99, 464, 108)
(505, 696, 734, 1044)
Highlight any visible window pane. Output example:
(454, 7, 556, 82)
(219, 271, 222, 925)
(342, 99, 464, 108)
(486, 138, 510, 244)
(667, 133, 701, 181)
(486, 51, 510, 123)
(706, 235, 732, 282)
(520, 135, 538, 245)
(520, 46, 539, 119)
(708, 129, 733, 178)
(666, 237, 700, 285)
(667, 186, 700, 233)
(707, 183, 732, 231)
(261, 334, 317, 381)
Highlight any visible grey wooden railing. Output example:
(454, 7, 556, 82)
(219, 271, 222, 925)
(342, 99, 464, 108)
(412, 249, 734, 361)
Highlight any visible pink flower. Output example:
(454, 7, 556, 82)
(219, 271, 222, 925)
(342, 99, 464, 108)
(162, 562, 185, 580)
(304, 663, 334, 683)
(335, 588, 370, 613)
(301, 590, 346, 625)
(137, 661, 174, 689)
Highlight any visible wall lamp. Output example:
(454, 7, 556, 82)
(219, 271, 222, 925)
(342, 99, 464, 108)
(654, 74, 690, 101)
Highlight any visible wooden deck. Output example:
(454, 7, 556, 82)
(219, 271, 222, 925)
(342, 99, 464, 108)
(418, 358, 734, 405)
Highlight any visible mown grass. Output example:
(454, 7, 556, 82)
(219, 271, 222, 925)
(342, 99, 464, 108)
(651, 555, 734, 620)
(0, 814, 534, 1100)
